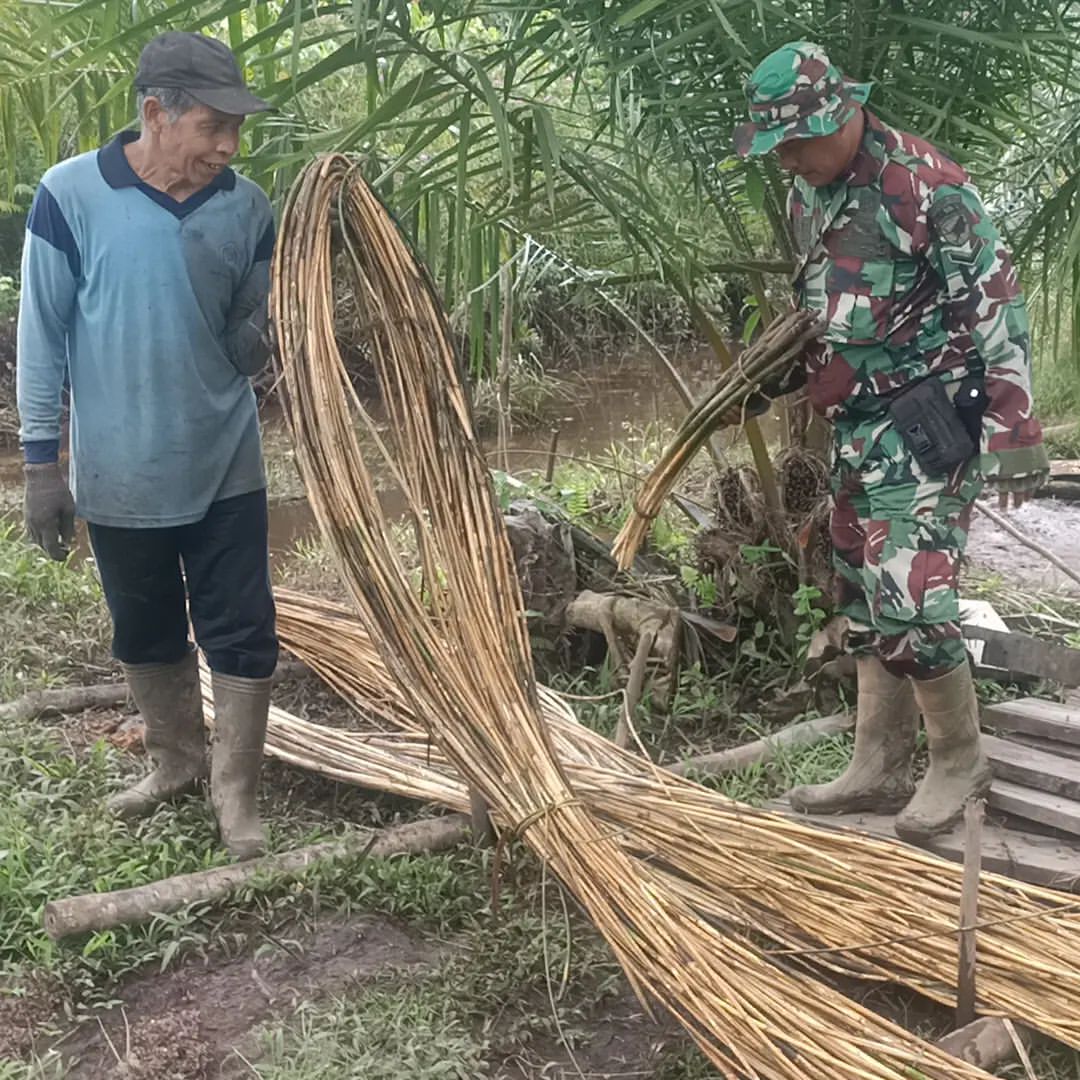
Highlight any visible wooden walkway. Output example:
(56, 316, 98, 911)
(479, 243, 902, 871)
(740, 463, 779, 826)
(773, 695, 1080, 893)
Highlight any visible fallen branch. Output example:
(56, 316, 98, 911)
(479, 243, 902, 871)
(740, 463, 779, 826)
(1, 660, 309, 729)
(0, 683, 128, 725)
(975, 500, 1080, 591)
(667, 713, 852, 776)
(43, 814, 469, 941)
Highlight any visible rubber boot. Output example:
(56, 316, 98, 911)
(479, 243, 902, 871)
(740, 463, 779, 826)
(787, 656, 918, 814)
(894, 664, 992, 842)
(108, 652, 208, 818)
(210, 672, 272, 861)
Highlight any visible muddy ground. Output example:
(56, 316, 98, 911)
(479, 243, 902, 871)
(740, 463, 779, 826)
(966, 497, 1080, 592)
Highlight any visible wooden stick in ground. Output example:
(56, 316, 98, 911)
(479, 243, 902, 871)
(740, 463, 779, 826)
(956, 798, 985, 1027)
(544, 428, 560, 485)
(0, 683, 128, 725)
(974, 500, 1080, 591)
(43, 814, 470, 941)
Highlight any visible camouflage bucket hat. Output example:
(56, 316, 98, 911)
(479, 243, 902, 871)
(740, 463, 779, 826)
(733, 41, 871, 158)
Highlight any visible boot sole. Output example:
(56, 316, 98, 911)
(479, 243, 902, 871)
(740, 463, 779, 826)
(790, 781, 915, 812)
(894, 815, 961, 844)
(788, 788, 915, 816)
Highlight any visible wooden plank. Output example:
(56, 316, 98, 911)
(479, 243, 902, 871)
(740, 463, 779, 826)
(767, 800, 1080, 892)
(983, 733, 1080, 801)
(964, 628, 1080, 687)
(997, 733, 1080, 763)
(988, 779, 1080, 838)
(983, 697, 1080, 746)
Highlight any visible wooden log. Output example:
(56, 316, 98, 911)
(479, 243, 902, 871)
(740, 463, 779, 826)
(1049, 458, 1080, 477)
(935, 1017, 1022, 1071)
(983, 697, 1080, 745)
(669, 713, 852, 777)
(983, 733, 1080, 801)
(43, 814, 470, 941)
(1039, 480, 1080, 503)
(0, 683, 128, 725)
(955, 799, 984, 1028)
(0, 660, 308, 728)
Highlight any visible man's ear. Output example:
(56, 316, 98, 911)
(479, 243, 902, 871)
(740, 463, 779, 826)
(141, 95, 167, 134)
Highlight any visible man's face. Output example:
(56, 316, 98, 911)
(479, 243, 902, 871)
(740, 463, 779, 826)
(775, 127, 851, 188)
(147, 101, 244, 190)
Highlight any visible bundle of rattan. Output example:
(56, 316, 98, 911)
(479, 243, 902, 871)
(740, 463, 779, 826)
(270, 155, 1002, 1078)
(612, 310, 819, 569)
(266, 588, 1080, 1050)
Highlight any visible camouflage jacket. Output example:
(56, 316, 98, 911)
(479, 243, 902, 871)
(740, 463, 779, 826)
(791, 110, 1047, 480)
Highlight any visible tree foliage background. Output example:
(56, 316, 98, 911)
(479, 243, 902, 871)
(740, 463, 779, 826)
(1, 0, 1079, 373)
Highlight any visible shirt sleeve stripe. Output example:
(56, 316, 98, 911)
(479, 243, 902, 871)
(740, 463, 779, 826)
(253, 220, 275, 263)
(26, 184, 82, 280)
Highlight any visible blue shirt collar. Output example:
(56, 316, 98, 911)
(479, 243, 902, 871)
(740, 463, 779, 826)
(97, 130, 236, 209)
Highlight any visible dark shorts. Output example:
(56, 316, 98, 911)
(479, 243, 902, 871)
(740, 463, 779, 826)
(88, 489, 279, 678)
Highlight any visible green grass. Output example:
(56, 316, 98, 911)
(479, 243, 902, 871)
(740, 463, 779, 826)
(0, 705, 510, 1017)
(1033, 362, 1080, 457)
(0, 523, 111, 701)
(1034, 360, 1080, 424)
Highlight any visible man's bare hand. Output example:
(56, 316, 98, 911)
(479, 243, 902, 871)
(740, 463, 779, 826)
(997, 488, 1029, 511)
(991, 471, 1047, 511)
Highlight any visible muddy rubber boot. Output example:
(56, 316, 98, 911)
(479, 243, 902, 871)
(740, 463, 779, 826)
(210, 672, 272, 861)
(894, 664, 992, 843)
(108, 652, 208, 819)
(787, 656, 918, 815)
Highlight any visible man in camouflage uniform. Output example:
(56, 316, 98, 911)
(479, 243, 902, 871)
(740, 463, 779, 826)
(733, 42, 1049, 841)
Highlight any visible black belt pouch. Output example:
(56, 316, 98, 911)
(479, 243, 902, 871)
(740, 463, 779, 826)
(887, 377, 977, 476)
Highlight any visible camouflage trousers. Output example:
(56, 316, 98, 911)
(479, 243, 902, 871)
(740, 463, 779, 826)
(830, 422, 983, 678)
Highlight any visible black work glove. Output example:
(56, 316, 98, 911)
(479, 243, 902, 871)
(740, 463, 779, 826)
(24, 463, 76, 561)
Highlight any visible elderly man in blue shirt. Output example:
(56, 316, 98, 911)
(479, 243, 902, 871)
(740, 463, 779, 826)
(17, 32, 278, 860)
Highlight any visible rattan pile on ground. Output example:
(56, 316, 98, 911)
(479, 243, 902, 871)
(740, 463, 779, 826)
(268, 155, 1062, 1078)
(263, 588, 1080, 1050)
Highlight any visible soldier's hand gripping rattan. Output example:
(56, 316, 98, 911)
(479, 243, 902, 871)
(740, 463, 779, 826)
(716, 358, 809, 428)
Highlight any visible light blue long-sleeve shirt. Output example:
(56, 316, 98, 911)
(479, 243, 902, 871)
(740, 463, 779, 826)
(17, 131, 274, 527)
